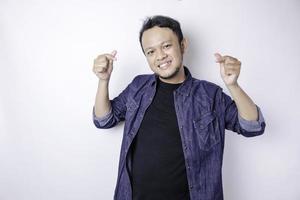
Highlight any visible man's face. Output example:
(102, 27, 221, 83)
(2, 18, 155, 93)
(141, 26, 186, 83)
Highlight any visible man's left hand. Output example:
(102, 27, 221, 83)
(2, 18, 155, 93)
(214, 53, 241, 86)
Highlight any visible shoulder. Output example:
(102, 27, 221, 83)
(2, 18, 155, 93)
(132, 74, 153, 84)
(191, 78, 222, 98)
(125, 73, 154, 91)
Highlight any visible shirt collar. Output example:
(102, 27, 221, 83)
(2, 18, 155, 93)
(150, 66, 193, 97)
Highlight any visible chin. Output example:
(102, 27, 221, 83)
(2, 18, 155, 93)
(157, 67, 180, 79)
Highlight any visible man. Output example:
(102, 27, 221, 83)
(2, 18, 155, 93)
(92, 15, 265, 200)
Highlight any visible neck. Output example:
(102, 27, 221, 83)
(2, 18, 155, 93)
(159, 66, 186, 84)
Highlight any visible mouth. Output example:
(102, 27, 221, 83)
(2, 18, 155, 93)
(158, 60, 172, 70)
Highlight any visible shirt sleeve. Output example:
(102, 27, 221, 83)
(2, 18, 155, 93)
(238, 105, 265, 132)
(220, 87, 266, 137)
(92, 76, 138, 129)
(93, 106, 113, 128)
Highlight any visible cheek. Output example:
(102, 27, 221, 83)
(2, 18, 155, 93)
(170, 48, 182, 59)
(171, 53, 182, 64)
(146, 57, 155, 67)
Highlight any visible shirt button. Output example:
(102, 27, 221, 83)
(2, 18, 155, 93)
(189, 185, 193, 190)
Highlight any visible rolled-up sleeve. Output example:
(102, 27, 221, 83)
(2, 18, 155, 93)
(220, 87, 266, 137)
(93, 106, 113, 128)
(238, 105, 265, 132)
(92, 76, 139, 129)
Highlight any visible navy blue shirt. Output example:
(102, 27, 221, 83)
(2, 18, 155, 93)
(93, 66, 266, 200)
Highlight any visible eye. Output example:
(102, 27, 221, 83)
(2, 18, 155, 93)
(163, 44, 172, 49)
(147, 50, 154, 56)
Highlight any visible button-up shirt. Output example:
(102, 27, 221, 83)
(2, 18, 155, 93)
(93, 66, 266, 200)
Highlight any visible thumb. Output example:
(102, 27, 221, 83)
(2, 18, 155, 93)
(109, 50, 117, 66)
(214, 53, 224, 63)
(111, 50, 117, 58)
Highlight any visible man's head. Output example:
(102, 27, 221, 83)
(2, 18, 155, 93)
(139, 15, 188, 83)
(139, 15, 184, 51)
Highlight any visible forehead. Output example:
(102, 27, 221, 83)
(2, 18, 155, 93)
(142, 26, 177, 50)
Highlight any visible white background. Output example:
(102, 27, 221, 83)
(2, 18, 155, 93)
(1, 0, 300, 199)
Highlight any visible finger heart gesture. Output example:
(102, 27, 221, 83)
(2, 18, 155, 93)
(214, 53, 241, 86)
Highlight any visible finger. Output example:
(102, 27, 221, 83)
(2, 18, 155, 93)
(225, 62, 241, 70)
(94, 68, 103, 74)
(223, 56, 240, 65)
(224, 64, 241, 73)
(105, 54, 117, 61)
(220, 64, 225, 75)
(94, 67, 106, 72)
(108, 50, 117, 66)
(214, 53, 225, 63)
(96, 54, 116, 62)
(223, 55, 238, 60)
(225, 60, 239, 66)
(107, 50, 117, 61)
(94, 64, 108, 72)
(94, 63, 107, 70)
(111, 50, 117, 57)
(224, 64, 236, 70)
(93, 68, 101, 74)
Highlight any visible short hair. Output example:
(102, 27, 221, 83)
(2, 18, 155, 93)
(139, 15, 184, 53)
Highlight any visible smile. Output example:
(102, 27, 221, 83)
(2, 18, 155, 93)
(158, 60, 172, 69)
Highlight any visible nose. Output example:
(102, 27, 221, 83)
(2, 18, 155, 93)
(156, 49, 167, 61)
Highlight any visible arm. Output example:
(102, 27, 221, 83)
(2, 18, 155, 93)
(92, 50, 135, 129)
(93, 82, 131, 129)
(215, 53, 265, 135)
(220, 88, 265, 136)
(92, 50, 122, 129)
(93, 50, 117, 118)
(227, 84, 258, 121)
(94, 80, 112, 118)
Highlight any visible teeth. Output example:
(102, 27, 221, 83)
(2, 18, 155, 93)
(160, 63, 168, 67)
(159, 61, 171, 68)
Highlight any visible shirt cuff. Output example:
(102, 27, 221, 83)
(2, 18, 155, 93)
(93, 106, 113, 126)
(238, 105, 265, 132)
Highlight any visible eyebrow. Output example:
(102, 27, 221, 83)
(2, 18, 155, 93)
(144, 40, 172, 51)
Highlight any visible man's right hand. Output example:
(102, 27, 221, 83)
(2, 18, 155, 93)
(93, 50, 117, 81)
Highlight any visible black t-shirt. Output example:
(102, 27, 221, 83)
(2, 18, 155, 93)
(130, 78, 190, 200)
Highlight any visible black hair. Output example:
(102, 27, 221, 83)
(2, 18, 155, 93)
(139, 15, 184, 53)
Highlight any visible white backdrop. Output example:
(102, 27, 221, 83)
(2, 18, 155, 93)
(1, 0, 300, 199)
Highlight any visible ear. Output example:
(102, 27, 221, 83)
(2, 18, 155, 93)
(180, 38, 188, 54)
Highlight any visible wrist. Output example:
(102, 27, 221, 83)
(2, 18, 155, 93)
(226, 82, 240, 91)
(98, 79, 110, 87)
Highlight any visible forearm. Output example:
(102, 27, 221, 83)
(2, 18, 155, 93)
(94, 80, 112, 118)
(227, 83, 258, 121)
